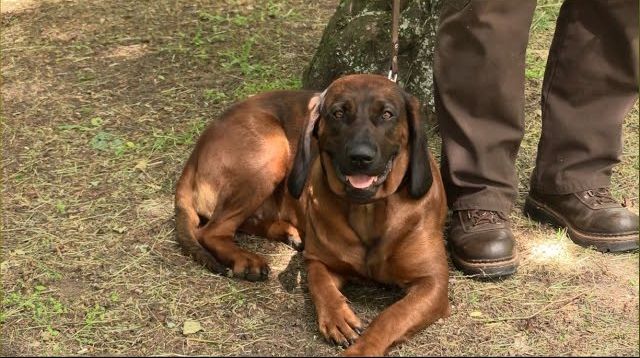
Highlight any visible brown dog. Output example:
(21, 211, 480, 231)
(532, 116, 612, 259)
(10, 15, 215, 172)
(175, 74, 449, 355)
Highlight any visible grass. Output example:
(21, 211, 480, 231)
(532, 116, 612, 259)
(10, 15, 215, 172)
(2, 0, 638, 356)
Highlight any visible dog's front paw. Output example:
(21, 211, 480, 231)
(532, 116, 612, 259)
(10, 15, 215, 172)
(318, 302, 363, 349)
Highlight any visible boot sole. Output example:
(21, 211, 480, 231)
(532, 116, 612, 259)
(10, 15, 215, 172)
(449, 249, 519, 280)
(524, 196, 639, 253)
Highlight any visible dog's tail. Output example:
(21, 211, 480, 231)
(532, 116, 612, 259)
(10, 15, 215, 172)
(174, 170, 228, 275)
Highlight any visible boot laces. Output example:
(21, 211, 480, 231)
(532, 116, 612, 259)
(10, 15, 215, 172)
(467, 209, 506, 226)
(584, 188, 618, 206)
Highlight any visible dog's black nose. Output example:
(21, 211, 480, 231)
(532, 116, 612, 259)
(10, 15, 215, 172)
(348, 144, 376, 167)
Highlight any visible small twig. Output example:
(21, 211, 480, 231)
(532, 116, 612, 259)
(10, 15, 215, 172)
(185, 337, 221, 344)
(192, 287, 255, 309)
(473, 292, 587, 323)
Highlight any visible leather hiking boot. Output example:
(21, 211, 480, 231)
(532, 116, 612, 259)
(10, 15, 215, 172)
(448, 210, 518, 279)
(524, 188, 639, 252)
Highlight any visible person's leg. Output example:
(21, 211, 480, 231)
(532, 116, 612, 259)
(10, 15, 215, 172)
(434, 0, 536, 278)
(525, 0, 639, 252)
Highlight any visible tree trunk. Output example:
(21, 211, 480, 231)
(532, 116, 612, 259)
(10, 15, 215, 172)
(302, 0, 443, 118)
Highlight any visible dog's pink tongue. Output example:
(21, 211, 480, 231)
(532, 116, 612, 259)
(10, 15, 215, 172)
(347, 175, 377, 189)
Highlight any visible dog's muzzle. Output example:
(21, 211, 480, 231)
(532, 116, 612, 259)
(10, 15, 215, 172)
(334, 155, 396, 195)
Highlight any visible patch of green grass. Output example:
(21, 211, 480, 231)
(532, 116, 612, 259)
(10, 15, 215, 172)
(55, 200, 67, 214)
(58, 116, 136, 156)
(611, 106, 639, 202)
(196, 10, 225, 23)
(526, 2, 561, 80)
(231, 14, 250, 26)
(530, 1, 561, 33)
(190, 10, 259, 55)
(109, 292, 120, 303)
(234, 76, 301, 98)
(192, 28, 205, 47)
(2, 288, 66, 336)
(221, 38, 270, 78)
(468, 291, 479, 304)
(90, 116, 103, 126)
(73, 303, 108, 345)
(90, 131, 136, 156)
(84, 303, 107, 326)
(525, 52, 546, 80)
(219, 37, 301, 98)
(203, 89, 228, 102)
(197, 10, 252, 27)
(554, 227, 568, 240)
(217, 284, 250, 311)
(265, 1, 299, 19)
(147, 122, 206, 153)
(197, 3, 300, 26)
(191, 28, 210, 59)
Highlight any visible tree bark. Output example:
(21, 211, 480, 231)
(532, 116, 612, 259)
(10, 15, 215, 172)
(302, 0, 443, 117)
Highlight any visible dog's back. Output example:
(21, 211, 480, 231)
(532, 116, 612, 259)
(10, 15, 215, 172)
(212, 90, 316, 141)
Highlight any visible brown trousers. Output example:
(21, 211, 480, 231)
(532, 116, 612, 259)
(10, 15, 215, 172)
(434, 0, 639, 214)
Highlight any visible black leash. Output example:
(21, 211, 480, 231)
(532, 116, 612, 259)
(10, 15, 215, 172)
(388, 0, 400, 82)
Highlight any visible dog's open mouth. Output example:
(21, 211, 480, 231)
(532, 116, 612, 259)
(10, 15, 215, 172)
(346, 174, 377, 189)
(337, 156, 395, 192)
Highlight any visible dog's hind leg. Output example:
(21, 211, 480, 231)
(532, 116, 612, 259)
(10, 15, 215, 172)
(196, 180, 278, 281)
(196, 126, 293, 281)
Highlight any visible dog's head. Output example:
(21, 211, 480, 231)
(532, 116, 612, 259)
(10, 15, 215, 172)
(289, 74, 432, 203)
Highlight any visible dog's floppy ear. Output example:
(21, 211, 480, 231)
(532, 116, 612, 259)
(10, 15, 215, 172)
(403, 91, 432, 198)
(288, 93, 323, 199)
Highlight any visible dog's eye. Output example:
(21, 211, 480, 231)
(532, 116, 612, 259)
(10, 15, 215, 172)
(333, 110, 344, 119)
(382, 111, 393, 121)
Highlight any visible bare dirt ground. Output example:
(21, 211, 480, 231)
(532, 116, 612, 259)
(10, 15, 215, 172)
(2, 0, 638, 356)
